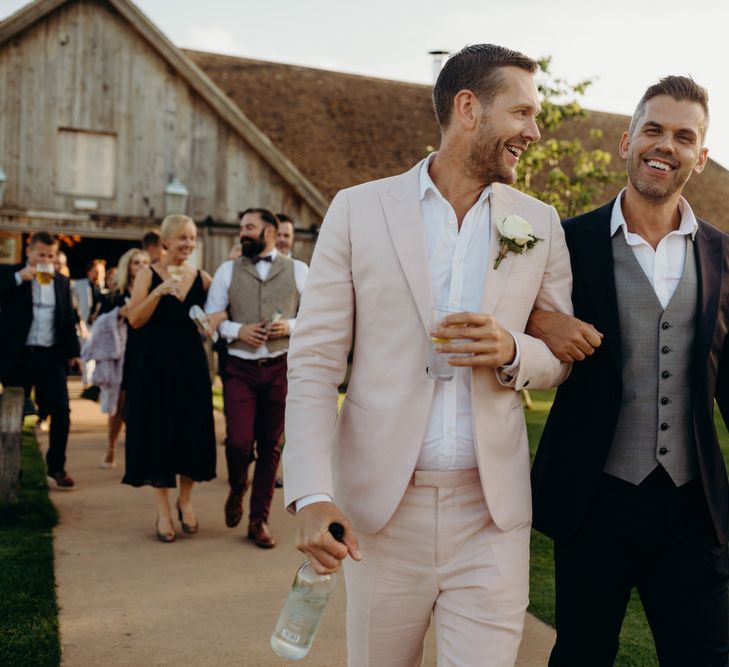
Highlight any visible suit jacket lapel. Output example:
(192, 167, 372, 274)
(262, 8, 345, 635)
(693, 220, 723, 371)
(481, 184, 518, 314)
(575, 201, 622, 370)
(53, 276, 64, 337)
(380, 161, 432, 334)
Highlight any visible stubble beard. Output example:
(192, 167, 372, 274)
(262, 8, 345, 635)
(465, 121, 517, 186)
(626, 149, 688, 202)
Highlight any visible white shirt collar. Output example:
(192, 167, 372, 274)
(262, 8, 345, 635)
(418, 152, 493, 208)
(610, 187, 698, 244)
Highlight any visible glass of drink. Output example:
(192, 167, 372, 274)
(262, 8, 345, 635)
(167, 265, 184, 281)
(36, 263, 54, 285)
(428, 306, 463, 381)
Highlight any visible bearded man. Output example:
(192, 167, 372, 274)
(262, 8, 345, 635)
(528, 76, 729, 666)
(205, 207, 306, 548)
(283, 44, 573, 666)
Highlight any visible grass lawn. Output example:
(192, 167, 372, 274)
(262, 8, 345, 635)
(0, 424, 60, 667)
(525, 389, 729, 667)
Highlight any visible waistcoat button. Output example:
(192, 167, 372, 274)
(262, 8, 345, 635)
(659, 447, 668, 455)
(661, 371, 670, 379)
(660, 423, 669, 431)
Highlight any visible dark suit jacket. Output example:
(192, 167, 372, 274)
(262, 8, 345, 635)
(532, 200, 729, 544)
(0, 263, 80, 378)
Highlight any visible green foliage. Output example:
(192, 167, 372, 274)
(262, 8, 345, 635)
(516, 57, 623, 218)
(494, 232, 542, 269)
(0, 429, 60, 667)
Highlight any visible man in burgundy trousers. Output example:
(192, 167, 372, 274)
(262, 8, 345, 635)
(206, 208, 306, 548)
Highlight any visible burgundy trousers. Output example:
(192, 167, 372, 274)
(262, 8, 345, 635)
(223, 354, 287, 524)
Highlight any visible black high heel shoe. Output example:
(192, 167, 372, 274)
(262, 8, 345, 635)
(156, 517, 176, 543)
(177, 502, 199, 535)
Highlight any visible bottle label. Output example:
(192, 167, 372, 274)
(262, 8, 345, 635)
(281, 627, 302, 644)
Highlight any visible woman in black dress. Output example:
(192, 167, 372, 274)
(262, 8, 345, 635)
(125, 215, 216, 543)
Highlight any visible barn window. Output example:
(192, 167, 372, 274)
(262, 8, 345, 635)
(56, 128, 116, 198)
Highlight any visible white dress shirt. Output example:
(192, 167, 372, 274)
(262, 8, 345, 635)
(610, 189, 698, 308)
(296, 155, 520, 509)
(204, 249, 308, 360)
(15, 269, 56, 347)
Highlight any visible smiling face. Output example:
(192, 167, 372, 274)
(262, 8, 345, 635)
(466, 66, 541, 185)
(165, 221, 197, 263)
(621, 95, 708, 202)
(240, 212, 276, 258)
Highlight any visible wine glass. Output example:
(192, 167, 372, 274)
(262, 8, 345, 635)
(167, 265, 184, 282)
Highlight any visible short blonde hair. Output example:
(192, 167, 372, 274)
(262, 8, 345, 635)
(160, 214, 196, 247)
(116, 248, 150, 293)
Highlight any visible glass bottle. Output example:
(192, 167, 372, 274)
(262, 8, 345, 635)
(270, 523, 344, 660)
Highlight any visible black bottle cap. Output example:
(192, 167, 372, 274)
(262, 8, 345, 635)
(329, 522, 345, 543)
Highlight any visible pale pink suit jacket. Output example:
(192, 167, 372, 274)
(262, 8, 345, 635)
(284, 160, 573, 535)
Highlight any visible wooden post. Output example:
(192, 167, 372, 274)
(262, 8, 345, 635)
(0, 387, 24, 503)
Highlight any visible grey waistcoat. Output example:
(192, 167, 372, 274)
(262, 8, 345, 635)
(228, 255, 299, 355)
(603, 234, 699, 486)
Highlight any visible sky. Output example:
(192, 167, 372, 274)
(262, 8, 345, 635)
(3, 0, 728, 169)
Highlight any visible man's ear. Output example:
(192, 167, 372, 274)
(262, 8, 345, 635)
(618, 132, 630, 160)
(693, 146, 709, 175)
(451, 89, 482, 132)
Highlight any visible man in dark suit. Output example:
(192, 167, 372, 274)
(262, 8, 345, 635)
(0, 232, 81, 488)
(528, 76, 729, 666)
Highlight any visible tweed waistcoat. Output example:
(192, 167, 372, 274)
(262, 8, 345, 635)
(604, 234, 699, 486)
(228, 255, 299, 355)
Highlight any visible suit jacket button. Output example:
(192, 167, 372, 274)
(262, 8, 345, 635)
(660, 423, 669, 431)
(662, 322, 670, 330)
(659, 447, 668, 455)
(661, 346, 670, 354)
(661, 397, 669, 405)
(661, 370, 670, 379)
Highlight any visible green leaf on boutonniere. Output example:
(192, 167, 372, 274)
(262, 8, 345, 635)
(493, 233, 543, 269)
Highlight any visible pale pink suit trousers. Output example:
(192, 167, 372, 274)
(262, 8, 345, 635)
(343, 469, 531, 667)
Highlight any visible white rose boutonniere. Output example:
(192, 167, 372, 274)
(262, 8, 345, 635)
(494, 214, 543, 269)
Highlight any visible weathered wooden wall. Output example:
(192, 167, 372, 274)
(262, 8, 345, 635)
(0, 0, 321, 270)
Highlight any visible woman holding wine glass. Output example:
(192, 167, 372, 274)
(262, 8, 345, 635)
(124, 214, 217, 543)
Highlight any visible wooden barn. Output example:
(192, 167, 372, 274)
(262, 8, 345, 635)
(0, 0, 327, 275)
(1, 0, 729, 276)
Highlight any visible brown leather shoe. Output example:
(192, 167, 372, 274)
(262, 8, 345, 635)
(247, 521, 276, 549)
(224, 490, 244, 528)
(48, 471, 75, 490)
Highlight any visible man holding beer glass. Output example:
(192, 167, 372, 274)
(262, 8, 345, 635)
(0, 232, 81, 488)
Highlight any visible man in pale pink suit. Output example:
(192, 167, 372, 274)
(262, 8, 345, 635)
(283, 44, 573, 667)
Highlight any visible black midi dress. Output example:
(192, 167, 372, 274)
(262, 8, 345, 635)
(122, 269, 216, 487)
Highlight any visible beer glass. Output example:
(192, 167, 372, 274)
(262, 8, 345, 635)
(36, 263, 54, 285)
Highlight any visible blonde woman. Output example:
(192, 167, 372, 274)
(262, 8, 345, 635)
(99, 248, 150, 468)
(124, 215, 216, 543)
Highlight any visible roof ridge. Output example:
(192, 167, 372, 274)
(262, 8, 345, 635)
(182, 48, 433, 90)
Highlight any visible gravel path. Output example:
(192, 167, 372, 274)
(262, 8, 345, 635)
(44, 386, 555, 665)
